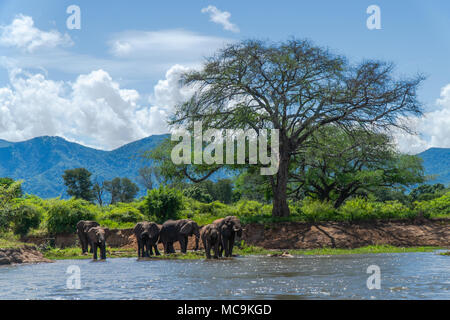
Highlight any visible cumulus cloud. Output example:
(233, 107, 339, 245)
(394, 84, 450, 154)
(0, 65, 193, 150)
(0, 14, 73, 52)
(201, 6, 240, 33)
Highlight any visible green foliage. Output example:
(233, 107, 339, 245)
(300, 198, 336, 222)
(414, 192, 450, 218)
(183, 185, 213, 203)
(46, 199, 95, 234)
(106, 204, 145, 223)
(10, 204, 42, 236)
(410, 183, 447, 202)
(143, 186, 183, 222)
(337, 197, 378, 221)
(104, 177, 139, 204)
(62, 168, 94, 202)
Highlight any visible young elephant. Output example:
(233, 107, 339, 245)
(159, 219, 200, 254)
(201, 224, 220, 259)
(76, 220, 99, 254)
(213, 216, 242, 258)
(87, 227, 109, 260)
(133, 222, 161, 257)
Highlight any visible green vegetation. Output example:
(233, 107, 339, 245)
(42, 244, 443, 261)
(0, 180, 449, 240)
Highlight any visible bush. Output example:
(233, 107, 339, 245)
(143, 186, 183, 222)
(300, 198, 336, 222)
(414, 192, 450, 218)
(235, 200, 264, 217)
(376, 201, 412, 220)
(46, 199, 95, 234)
(107, 205, 145, 223)
(11, 204, 42, 236)
(338, 197, 377, 221)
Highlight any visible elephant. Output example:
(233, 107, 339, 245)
(133, 222, 161, 257)
(86, 226, 109, 260)
(201, 224, 220, 259)
(76, 220, 99, 254)
(213, 216, 242, 257)
(159, 219, 200, 254)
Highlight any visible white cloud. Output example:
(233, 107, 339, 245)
(394, 84, 450, 154)
(0, 14, 72, 52)
(109, 29, 231, 59)
(201, 6, 240, 33)
(0, 65, 193, 150)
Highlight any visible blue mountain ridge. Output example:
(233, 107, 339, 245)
(0, 136, 448, 198)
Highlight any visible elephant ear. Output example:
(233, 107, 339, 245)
(180, 221, 193, 235)
(103, 228, 111, 239)
(149, 224, 160, 238)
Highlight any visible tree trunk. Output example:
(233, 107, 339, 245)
(272, 155, 290, 217)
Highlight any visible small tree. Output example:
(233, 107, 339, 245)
(47, 199, 95, 234)
(143, 186, 183, 222)
(62, 168, 94, 202)
(104, 177, 139, 204)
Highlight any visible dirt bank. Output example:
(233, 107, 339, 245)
(21, 219, 450, 251)
(0, 246, 53, 265)
(243, 219, 450, 249)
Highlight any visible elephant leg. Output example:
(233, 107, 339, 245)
(153, 244, 161, 256)
(143, 242, 148, 257)
(218, 243, 224, 257)
(213, 241, 220, 259)
(148, 241, 153, 256)
(93, 243, 98, 260)
(101, 244, 106, 260)
(206, 242, 213, 259)
(229, 234, 235, 257)
(78, 233, 86, 254)
(169, 242, 175, 253)
(137, 240, 141, 258)
(179, 236, 187, 253)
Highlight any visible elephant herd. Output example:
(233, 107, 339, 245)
(76, 216, 243, 260)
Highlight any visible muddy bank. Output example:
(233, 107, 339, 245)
(21, 219, 450, 251)
(0, 246, 53, 265)
(243, 219, 450, 249)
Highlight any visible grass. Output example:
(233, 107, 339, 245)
(238, 244, 443, 256)
(42, 244, 444, 260)
(0, 233, 28, 249)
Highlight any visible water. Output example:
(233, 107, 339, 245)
(0, 252, 448, 299)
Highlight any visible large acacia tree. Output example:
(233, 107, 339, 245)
(170, 39, 424, 217)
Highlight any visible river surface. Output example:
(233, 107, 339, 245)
(0, 252, 449, 299)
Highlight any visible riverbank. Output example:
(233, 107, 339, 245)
(21, 218, 450, 251)
(42, 244, 444, 260)
(0, 245, 53, 265)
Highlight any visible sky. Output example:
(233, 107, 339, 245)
(1, 0, 450, 153)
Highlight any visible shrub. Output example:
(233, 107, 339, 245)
(11, 204, 42, 236)
(143, 186, 183, 222)
(107, 205, 145, 223)
(235, 200, 264, 217)
(414, 192, 450, 218)
(46, 199, 95, 234)
(338, 197, 377, 221)
(300, 198, 336, 222)
(376, 201, 412, 220)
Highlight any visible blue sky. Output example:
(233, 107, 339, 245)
(1, 0, 450, 152)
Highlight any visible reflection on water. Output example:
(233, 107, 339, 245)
(0, 252, 448, 300)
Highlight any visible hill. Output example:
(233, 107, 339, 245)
(0, 135, 448, 199)
(0, 135, 169, 198)
(417, 148, 450, 187)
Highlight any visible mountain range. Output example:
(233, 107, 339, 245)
(0, 135, 169, 198)
(0, 135, 449, 199)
